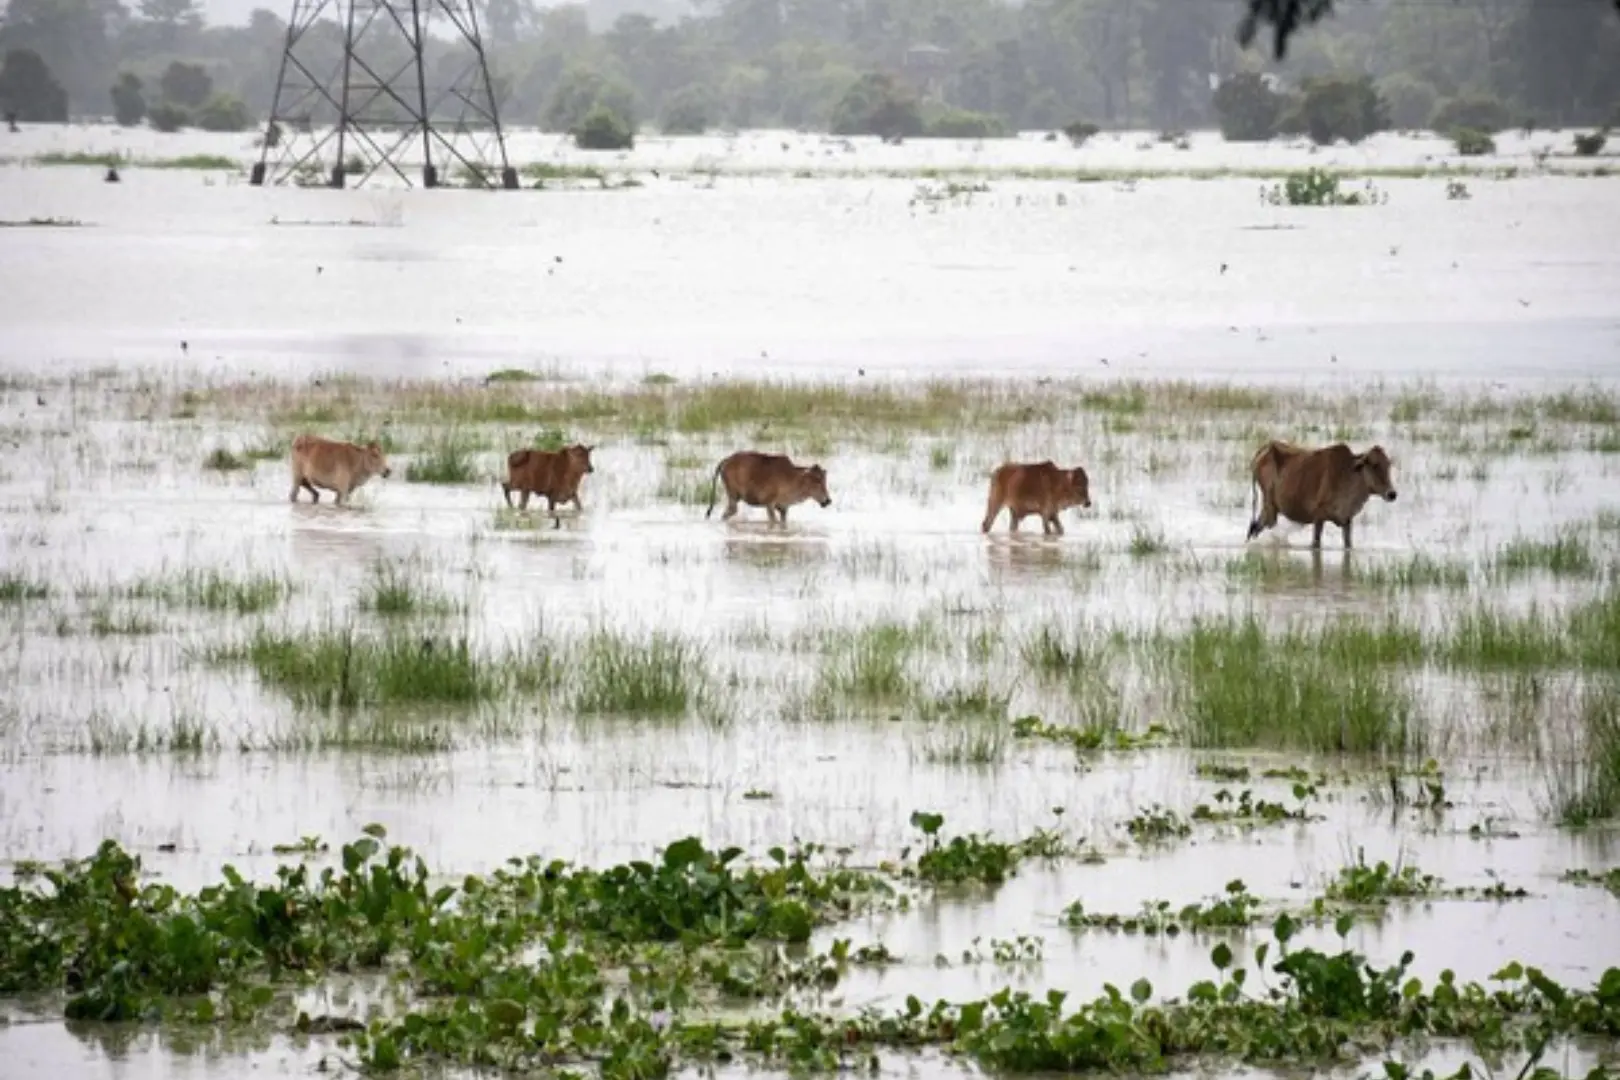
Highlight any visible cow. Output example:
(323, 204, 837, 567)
(980, 460, 1092, 535)
(502, 444, 595, 514)
(704, 451, 832, 524)
(1246, 440, 1398, 549)
(288, 434, 391, 505)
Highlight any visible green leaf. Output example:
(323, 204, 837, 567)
(1130, 978, 1152, 1003)
(662, 837, 706, 869)
(361, 823, 388, 839)
(1211, 942, 1233, 970)
(1334, 912, 1354, 938)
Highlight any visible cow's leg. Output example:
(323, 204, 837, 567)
(777, 505, 790, 524)
(1311, 521, 1324, 549)
(303, 481, 321, 503)
(980, 495, 1002, 534)
(290, 478, 303, 502)
(1049, 514, 1065, 536)
(1342, 519, 1354, 550)
(501, 482, 513, 509)
(1009, 512, 1022, 533)
(722, 495, 740, 521)
(518, 490, 531, 511)
(571, 494, 584, 512)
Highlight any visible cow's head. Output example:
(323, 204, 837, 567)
(567, 443, 596, 475)
(1355, 445, 1396, 502)
(1069, 466, 1093, 510)
(799, 464, 832, 508)
(365, 441, 392, 479)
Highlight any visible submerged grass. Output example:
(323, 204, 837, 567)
(219, 627, 497, 708)
(0, 574, 50, 604)
(1548, 677, 1620, 826)
(1168, 615, 1424, 755)
(126, 568, 291, 615)
(405, 430, 480, 484)
(572, 630, 705, 717)
(357, 558, 456, 617)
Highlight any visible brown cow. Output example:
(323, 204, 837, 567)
(705, 451, 831, 524)
(980, 460, 1092, 535)
(502, 444, 595, 513)
(288, 434, 391, 505)
(1246, 440, 1398, 549)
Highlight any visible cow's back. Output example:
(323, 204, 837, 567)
(1005, 461, 1059, 505)
(510, 448, 564, 493)
(294, 435, 356, 480)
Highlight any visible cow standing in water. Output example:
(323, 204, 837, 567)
(502, 444, 595, 513)
(288, 434, 392, 505)
(980, 461, 1092, 535)
(1246, 440, 1398, 550)
(705, 451, 832, 524)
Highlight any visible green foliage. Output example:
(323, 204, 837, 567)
(1452, 127, 1496, 156)
(572, 630, 702, 717)
(1171, 614, 1422, 753)
(148, 102, 189, 132)
(1378, 73, 1438, 130)
(1062, 120, 1101, 146)
(0, 48, 68, 122)
(830, 72, 924, 141)
(405, 430, 478, 484)
(1262, 168, 1386, 207)
(194, 93, 250, 132)
(1574, 130, 1608, 156)
(1431, 94, 1512, 135)
(923, 108, 1008, 138)
(0, 573, 50, 604)
(1290, 75, 1389, 145)
(659, 83, 713, 134)
(1212, 71, 1285, 142)
(110, 72, 145, 127)
(543, 65, 636, 134)
(572, 103, 635, 151)
(158, 61, 212, 109)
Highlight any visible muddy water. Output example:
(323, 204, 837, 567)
(3, 126, 1620, 1078)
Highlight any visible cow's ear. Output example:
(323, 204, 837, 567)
(367, 441, 381, 451)
(1352, 454, 1366, 470)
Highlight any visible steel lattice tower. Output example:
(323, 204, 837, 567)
(251, 0, 519, 190)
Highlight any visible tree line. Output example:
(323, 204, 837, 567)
(0, 0, 1615, 142)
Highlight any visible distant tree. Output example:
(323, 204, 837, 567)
(1377, 73, 1438, 131)
(194, 92, 250, 131)
(138, 0, 201, 49)
(110, 71, 145, 126)
(1212, 72, 1285, 142)
(572, 102, 634, 149)
(0, 48, 68, 122)
(1431, 94, 1513, 134)
(659, 83, 713, 134)
(829, 72, 923, 140)
(148, 100, 188, 131)
(1292, 75, 1388, 145)
(543, 64, 636, 133)
(159, 61, 212, 109)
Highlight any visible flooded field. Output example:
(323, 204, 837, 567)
(1, 125, 1619, 1079)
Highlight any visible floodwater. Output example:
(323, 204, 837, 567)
(2, 124, 1620, 1079)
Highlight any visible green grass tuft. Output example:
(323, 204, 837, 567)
(573, 631, 703, 717)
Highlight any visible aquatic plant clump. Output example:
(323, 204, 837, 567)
(1, 827, 1616, 1078)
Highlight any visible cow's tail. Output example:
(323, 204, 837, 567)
(1246, 443, 1271, 541)
(704, 460, 724, 519)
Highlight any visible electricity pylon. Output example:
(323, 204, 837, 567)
(250, 0, 519, 190)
